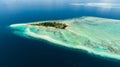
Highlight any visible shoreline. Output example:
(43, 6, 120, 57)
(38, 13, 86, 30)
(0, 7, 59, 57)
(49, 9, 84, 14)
(9, 16, 120, 61)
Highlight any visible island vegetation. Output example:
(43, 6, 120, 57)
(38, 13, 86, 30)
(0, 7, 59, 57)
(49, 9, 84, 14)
(30, 22, 68, 29)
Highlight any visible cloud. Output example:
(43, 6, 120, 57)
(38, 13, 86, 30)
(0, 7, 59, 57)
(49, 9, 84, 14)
(70, 3, 120, 8)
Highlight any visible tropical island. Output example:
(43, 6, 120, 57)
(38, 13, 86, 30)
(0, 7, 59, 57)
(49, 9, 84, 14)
(9, 17, 120, 60)
(30, 22, 68, 29)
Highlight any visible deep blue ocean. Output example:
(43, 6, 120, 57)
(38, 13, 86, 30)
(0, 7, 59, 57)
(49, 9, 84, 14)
(0, 1, 120, 67)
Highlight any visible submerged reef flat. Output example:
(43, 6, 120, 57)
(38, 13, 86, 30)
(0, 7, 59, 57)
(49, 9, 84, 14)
(10, 16, 120, 60)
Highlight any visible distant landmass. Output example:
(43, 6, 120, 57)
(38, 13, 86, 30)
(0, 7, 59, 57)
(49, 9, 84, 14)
(10, 16, 120, 60)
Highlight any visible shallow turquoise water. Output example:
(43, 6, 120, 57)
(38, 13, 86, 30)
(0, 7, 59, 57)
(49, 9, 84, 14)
(10, 16, 120, 60)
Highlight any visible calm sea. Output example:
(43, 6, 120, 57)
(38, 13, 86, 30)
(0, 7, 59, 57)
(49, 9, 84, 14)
(0, 1, 120, 67)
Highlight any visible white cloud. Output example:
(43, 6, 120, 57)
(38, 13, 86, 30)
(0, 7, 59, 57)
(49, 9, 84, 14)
(100, 0, 115, 3)
(70, 3, 120, 8)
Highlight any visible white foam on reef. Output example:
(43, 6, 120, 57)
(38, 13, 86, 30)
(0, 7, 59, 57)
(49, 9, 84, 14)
(9, 16, 120, 60)
(10, 24, 27, 27)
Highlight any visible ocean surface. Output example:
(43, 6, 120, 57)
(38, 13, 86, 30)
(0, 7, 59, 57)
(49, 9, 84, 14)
(0, 1, 120, 67)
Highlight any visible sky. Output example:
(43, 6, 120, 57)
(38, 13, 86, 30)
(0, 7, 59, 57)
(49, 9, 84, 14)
(0, 0, 120, 5)
(0, 0, 120, 8)
(0, 0, 120, 12)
